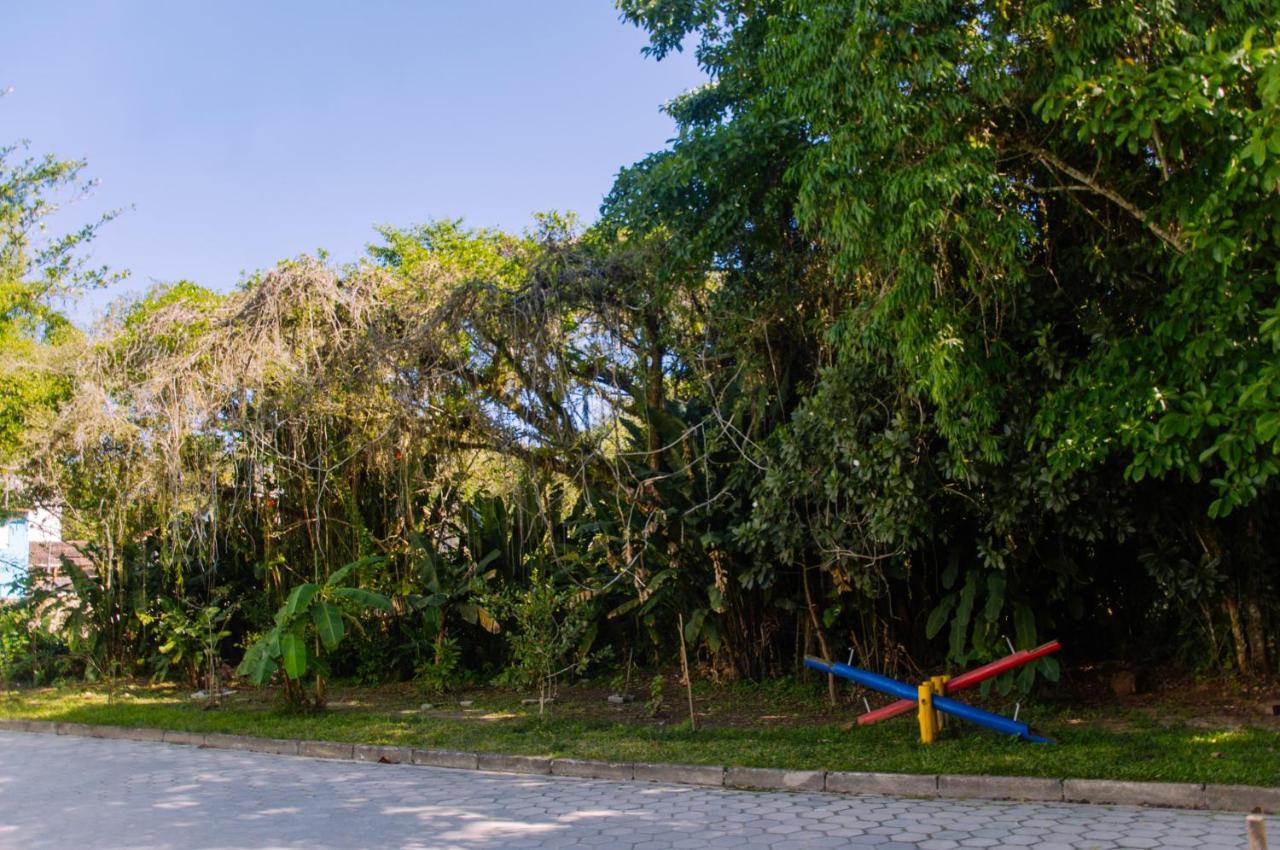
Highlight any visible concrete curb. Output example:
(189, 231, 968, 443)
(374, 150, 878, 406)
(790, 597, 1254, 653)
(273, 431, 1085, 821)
(162, 730, 207, 747)
(1204, 783, 1280, 813)
(0, 718, 1273, 813)
(634, 762, 725, 786)
(938, 774, 1065, 803)
(354, 744, 412, 764)
(412, 748, 478, 770)
(1063, 778, 1205, 809)
(727, 766, 825, 793)
(205, 732, 299, 756)
(298, 740, 354, 760)
(79, 723, 166, 743)
(552, 758, 634, 781)
(477, 753, 551, 775)
(826, 770, 938, 797)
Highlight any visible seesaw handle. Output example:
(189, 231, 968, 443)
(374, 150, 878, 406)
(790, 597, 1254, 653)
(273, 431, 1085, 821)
(856, 641, 1062, 726)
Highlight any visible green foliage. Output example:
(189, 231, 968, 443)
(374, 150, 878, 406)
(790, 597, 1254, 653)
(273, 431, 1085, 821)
(415, 635, 463, 694)
(140, 598, 233, 690)
(0, 601, 67, 685)
(0, 134, 124, 459)
(12, 3, 1280, 702)
(0, 604, 25, 684)
(237, 558, 391, 706)
(1030, 23, 1280, 520)
(40, 553, 153, 687)
(646, 673, 665, 718)
(609, 0, 1280, 676)
(485, 569, 600, 714)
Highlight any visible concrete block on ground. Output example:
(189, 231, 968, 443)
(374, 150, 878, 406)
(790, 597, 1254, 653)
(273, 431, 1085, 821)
(24, 720, 57, 734)
(633, 762, 725, 787)
(725, 766, 825, 793)
(204, 733, 269, 752)
(0, 718, 31, 732)
(245, 737, 299, 755)
(551, 759, 634, 781)
(826, 771, 939, 798)
(1063, 778, 1204, 809)
(1202, 783, 1280, 814)
(162, 730, 206, 747)
(476, 753, 551, 775)
(412, 749, 479, 770)
(298, 740, 355, 760)
(353, 744, 412, 764)
(938, 774, 1063, 802)
(54, 722, 90, 736)
(98, 725, 165, 743)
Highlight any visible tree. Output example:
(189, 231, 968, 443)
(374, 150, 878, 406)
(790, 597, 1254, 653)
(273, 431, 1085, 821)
(611, 0, 1279, 673)
(0, 122, 124, 460)
(238, 557, 391, 708)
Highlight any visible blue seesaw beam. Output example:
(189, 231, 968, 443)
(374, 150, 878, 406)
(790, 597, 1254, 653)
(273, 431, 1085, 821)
(804, 656, 1051, 744)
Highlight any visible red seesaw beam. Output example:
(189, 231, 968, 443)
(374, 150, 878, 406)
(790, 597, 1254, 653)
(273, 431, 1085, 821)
(856, 640, 1062, 726)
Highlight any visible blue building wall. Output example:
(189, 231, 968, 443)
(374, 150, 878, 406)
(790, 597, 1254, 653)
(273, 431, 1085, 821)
(0, 516, 29, 594)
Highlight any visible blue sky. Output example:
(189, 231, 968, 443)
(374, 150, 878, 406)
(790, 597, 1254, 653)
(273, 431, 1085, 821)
(2, 2, 705, 321)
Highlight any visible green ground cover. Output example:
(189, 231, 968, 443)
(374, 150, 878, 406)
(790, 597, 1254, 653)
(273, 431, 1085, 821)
(3, 680, 1276, 787)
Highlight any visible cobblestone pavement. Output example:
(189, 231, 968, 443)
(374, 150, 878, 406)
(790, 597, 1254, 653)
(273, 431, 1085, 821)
(0, 731, 1246, 850)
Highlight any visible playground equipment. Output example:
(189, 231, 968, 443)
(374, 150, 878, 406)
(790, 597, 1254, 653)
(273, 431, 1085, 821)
(804, 639, 1061, 744)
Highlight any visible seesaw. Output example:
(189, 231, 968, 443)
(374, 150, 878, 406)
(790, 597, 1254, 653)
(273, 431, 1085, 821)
(804, 639, 1061, 744)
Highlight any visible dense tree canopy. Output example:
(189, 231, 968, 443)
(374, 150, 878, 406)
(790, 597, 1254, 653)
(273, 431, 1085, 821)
(4, 2, 1277, 694)
(606, 0, 1280, 676)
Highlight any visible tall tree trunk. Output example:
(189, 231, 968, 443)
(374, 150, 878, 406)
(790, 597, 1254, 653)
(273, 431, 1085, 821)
(1245, 598, 1268, 675)
(801, 564, 837, 707)
(1199, 600, 1222, 667)
(1225, 595, 1251, 674)
(643, 308, 665, 456)
(1198, 523, 1251, 674)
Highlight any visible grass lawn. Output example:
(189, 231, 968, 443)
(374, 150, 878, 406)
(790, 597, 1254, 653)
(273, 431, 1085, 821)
(3, 674, 1278, 787)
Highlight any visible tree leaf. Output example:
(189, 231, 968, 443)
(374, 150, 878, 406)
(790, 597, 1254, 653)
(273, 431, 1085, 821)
(707, 584, 726, 614)
(983, 572, 1006, 623)
(326, 555, 385, 588)
(330, 586, 392, 611)
(311, 601, 344, 651)
(475, 606, 501, 634)
(942, 549, 960, 590)
(925, 594, 956, 639)
(683, 608, 705, 645)
(236, 635, 278, 685)
(283, 583, 320, 620)
(1016, 663, 1037, 693)
(1039, 654, 1061, 683)
(1013, 603, 1037, 650)
(948, 574, 978, 661)
(606, 596, 644, 620)
(279, 631, 308, 680)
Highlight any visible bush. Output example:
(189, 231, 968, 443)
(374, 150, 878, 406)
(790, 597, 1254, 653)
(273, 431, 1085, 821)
(485, 570, 601, 714)
(0, 599, 71, 685)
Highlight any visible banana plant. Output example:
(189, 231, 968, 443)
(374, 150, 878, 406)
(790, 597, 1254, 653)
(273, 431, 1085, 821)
(238, 556, 391, 707)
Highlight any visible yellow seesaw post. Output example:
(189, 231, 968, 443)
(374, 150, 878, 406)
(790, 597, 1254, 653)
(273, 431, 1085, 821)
(931, 674, 950, 732)
(918, 680, 937, 744)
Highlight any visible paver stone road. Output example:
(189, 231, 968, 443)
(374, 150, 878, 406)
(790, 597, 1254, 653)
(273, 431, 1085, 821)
(0, 731, 1247, 849)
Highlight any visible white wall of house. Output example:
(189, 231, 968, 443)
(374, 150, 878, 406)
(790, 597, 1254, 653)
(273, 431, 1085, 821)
(26, 506, 62, 543)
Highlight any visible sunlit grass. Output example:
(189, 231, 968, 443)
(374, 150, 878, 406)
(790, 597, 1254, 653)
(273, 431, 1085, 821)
(1189, 730, 1249, 745)
(2, 681, 1276, 787)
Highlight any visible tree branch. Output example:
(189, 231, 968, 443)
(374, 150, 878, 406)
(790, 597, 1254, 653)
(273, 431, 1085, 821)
(1018, 143, 1185, 253)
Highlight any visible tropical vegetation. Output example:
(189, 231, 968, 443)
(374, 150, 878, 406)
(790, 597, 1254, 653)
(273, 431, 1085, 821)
(2, 3, 1277, 715)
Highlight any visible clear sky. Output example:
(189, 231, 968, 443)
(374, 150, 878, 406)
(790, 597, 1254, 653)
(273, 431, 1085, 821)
(2, 1, 705, 321)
